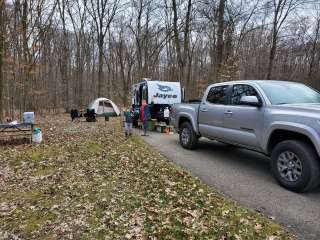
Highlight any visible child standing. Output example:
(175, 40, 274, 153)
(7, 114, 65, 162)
(124, 107, 134, 137)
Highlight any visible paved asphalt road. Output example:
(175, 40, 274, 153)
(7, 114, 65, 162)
(137, 131, 320, 240)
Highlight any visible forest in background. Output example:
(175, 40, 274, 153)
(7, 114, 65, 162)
(0, 0, 319, 120)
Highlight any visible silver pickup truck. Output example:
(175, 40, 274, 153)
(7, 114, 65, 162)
(171, 80, 320, 192)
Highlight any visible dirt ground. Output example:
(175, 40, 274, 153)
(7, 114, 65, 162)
(0, 114, 294, 239)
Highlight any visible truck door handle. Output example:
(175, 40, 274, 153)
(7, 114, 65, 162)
(201, 108, 208, 112)
(224, 110, 233, 115)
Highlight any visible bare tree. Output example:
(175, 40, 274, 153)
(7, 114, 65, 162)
(66, 0, 89, 106)
(172, 0, 193, 97)
(215, 0, 226, 82)
(57, 0, 70, 111)
(308, 14, 320, 81)
(266, 0, 304, 79)
(0, 0, 5, 120)
(0, 0, 319, 115)
(85, 0, 121, 97)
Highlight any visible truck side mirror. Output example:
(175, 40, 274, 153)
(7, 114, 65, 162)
(239, 96, 262, 107)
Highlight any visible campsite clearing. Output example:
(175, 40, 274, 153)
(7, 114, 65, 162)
(0, 114, 294, 239)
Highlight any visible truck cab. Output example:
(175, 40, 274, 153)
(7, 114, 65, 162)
(198, 82, 265, 152)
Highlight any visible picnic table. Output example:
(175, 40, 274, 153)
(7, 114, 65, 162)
(0, 123, 36, 143)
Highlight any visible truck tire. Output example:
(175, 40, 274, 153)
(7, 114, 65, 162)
(271, 140, 320, 192)
(179, 122, 198, 149)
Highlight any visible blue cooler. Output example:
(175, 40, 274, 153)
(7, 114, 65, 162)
(23, 112, 35, 124)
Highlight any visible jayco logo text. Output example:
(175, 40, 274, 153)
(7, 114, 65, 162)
(153, 92, 177, 99)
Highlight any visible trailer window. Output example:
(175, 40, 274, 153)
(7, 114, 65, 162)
(142, 85, 147, 101)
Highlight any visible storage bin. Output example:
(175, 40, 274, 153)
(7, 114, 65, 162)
(147, 120, 155, 131)
(156, 125, 166, 133)
(23, 112, 35, 124)
(32, 128, 42, 144)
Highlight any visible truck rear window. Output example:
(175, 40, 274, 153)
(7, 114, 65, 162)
(206, 85, 228, 104)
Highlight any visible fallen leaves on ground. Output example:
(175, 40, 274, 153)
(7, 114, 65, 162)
(0, 114, 294, 239)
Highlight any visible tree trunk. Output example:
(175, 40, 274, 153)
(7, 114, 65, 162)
(21, 0, 30, 111)
(308, 17, 320, 81)
(98, 35, 104, 97)
(172, 0, 193, 98)
(0, 0, 4, 121)
(172, 0, 183, 80)
(184, 0, 192, 98)
(266, 29, 278, 80)
(215, 0, 226, 83)
(62, 33, 69, 111)
(57, 0, 70, 111)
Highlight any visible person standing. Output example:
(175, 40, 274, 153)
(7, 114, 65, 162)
(140, 100, 150, 136)
(124, 107, 134, 137)
(164, 106, 170, 125)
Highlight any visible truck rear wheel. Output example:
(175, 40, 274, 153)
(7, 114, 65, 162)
(179, 122, 198, 149)
(271, 140, 320, 192)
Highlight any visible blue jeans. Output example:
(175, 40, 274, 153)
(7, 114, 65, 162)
(143, 120, 148, 135)
(124, 122, 133, 135)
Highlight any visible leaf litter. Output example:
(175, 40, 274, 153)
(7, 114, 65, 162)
(0, 114, 295, 239)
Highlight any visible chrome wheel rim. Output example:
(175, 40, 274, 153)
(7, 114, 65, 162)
(277, 151, 302, 182)
(181, 128, 190, 146)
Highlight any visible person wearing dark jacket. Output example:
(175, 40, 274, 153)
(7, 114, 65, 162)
(70, 109, 80, 122)
(124, 107, 134, 137)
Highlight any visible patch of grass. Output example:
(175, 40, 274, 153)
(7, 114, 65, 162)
(87, 142, 103, 154)
(8, 147, 59, 168)
(27, 147, 59, 161)
(33, 167, 56, 176)
(2, 190, 43, 203)
(23, 214, 49, 233)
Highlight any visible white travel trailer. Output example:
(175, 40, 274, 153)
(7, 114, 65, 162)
(132, 79, 184, 121)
